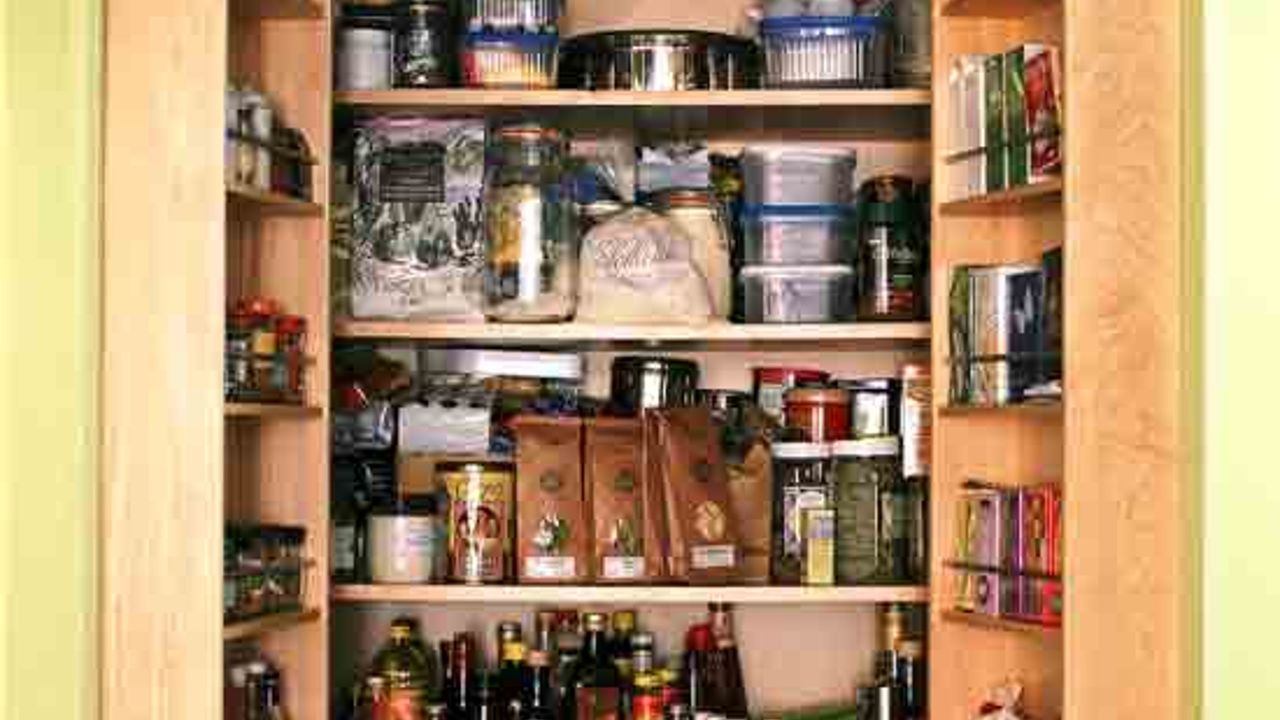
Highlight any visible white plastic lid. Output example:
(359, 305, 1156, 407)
(832, 437, 901, 457)
(425, 348, 583, 381)
(772, 441, 831, 459)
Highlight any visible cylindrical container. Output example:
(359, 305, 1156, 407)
(856, 176, 926, 321)
(558, 30, 758, 91)
(368, 495, 448, 584)
(739, 265, 855, 323)
(760, 15, 890, 89)
(655, 189, 733, 319)
(338, 9, 395, 90)
(833, 437, 900, 585)
(396, 1, 452, 88)
(439, 460, 516, 584)
(840, 378, 902, 439)
(770, 442, 832, 585)
(742, 146, 856, 206)
(483, 124, 578, 322)
(241, 90, 273, 191)
(893, 0, 931, 88)
(464, 0, 562, 32)
(752, 367, 829, 424)
(609, 356, 700, 416)
(900, 362, 931, 479)
(784, 386, 851, 441)
(462, 32, 559, 88)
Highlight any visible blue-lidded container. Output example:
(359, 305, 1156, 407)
(742, 204, 857, 265)
(462, 31, 559, 88)
(760, 15, 890, 88)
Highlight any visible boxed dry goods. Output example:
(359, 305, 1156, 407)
(644, 407, 740, 584)
(948, 263, 1047, 406)
(512, 416, 591, 583)
(350, 118, 486, 320)
(585, 419, 660, 583)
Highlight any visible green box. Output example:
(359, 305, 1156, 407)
(1004, 48, 1029, 187)
(983, 53, 1006, 193)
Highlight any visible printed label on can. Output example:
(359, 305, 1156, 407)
(691, 544, 736, 570)
(602, 556, 646, 580)
(524, 556, 576, 579)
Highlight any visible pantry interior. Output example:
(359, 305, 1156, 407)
(99, 1, 1197, 720)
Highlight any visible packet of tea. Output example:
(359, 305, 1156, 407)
(585, 418, 659, 583)
(644, 406, 739, 584)
(512, 416, 590, 584)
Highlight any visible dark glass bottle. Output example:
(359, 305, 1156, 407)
(441, 639, 457, 711)
(453, 633, 478, 720)
(706, 604, 748, 720)
(896, 640, 926, 720)
(681, 624, 712, 715)
(526, 650, 556, 720)
(534, 610, 558, 653)
(474, 672, 502, 720)
(562, 612, 621, 720)
(609, 610, 637, 680)
(498, 636, 530, 720)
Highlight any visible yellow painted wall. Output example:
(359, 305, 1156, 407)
(1203, 1, 1280, 717)
(0, 1, 101, 719)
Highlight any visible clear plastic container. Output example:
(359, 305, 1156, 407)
(760, 16, 890, 88)
(464, 0, 562, 33)
(462, 32, 559, 88)
(742, 146, 857, 206)
(742, 205, 856, 265)
(738, 265, 854, 323)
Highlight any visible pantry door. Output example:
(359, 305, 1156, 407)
(100, 0, 227, 718)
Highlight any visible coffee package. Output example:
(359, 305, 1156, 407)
(725, 440, 772, 584)
(644, 407, 739, 584)
(585, 419, 660, 583)
(512, 416, 590, 583)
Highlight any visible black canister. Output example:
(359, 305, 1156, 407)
(396, 0, 453, 88)
(609, 357, 700, 416)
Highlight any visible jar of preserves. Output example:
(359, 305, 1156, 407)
(855, 176, 926, 321)
(770, 442, 832, 585)
(483, 124, 578, 322)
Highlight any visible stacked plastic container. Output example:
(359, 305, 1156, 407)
(739, 146, 858, 323)
(759, 0, 891, 88)
(460, 0, 562, 88)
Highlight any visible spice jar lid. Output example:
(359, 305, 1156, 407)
(784, 387, 851, 405)
(832, 437, 901, 457)
(771, 441, 831, 459)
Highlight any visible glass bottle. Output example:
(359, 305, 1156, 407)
(483, 124, 578, 322)
(262, 665, 291, 720)
(475, 672, 502, 720)
(498, 631, 529, 720)
(706, 604, 747, 720)
(526, 649, 556, 720)
(453, 633, 478, 720)
(855, 176, 925, 322)
(681, 624, 712, 715)
(372, 618, 434, 717)
(245, 661, 269, 720)
(440, 639, 456, 712)
(395, 0, 452, 88)
(609, 611, 637, 681)
(534, 609, 558, 653)
(561, 612, 621, 720)
(896, 639, 926, 720)
(630, 635, 662, 720)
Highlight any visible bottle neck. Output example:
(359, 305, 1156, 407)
(582, 630, 608, 662)
(529, 666, 552, 710)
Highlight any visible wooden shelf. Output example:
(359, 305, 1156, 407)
(230, 0, 324, 20)
(226, 185, 322, 215)
(938, 402, 1062, 418)
(941, 0, 1059, 18)
(939, 179, 1063, 215)
(941, 609, 1061, 635)
(333, 320, 931, 347)
(336, 89, 932, 110)
(333, 584, 929, 605)
(223, 608, 321, 642)
(225, 402, 323, 419)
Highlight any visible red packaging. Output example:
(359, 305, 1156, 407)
(782, 387, 851, 442)
(753, 367, 830, 423)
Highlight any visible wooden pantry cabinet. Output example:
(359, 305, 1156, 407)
(100, 0, 1198, 719)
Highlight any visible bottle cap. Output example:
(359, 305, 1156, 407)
(583, 612, 608, 632)
(612, 610, 637, 633)
(527, 649, 550, 667)
(631, 631, 655, 650)
(685, 623, 713, 652)
(502, 641, 527, 663)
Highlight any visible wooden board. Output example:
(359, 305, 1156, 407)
(333, 584, 929, 605)
(939, 178, 1063, 215)
(336, 89, 931, 109)
(224, 608, 322, 642)
(102, 0, 227, 718)
(1063, 1, 1198, 718)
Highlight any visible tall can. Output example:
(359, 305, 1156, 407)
(900, 362, 931, 479)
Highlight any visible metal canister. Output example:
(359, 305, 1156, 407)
(439, 460, 515, 584)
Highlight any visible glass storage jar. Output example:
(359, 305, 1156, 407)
(483, 124, 578, 322)
(654, 188, 733, 320)
(832, 437, 900, 584)
(770, 442, 832, 585)
(396, 0, 453, 88)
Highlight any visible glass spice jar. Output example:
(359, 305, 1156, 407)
(483, 124, 578, 322)
(396, 0, 452, 88)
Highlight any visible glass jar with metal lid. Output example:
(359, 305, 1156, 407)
(654, 188, 733, 319)
(483, 124, 578, 322)
(832, 437, 903, 585)
(396, 0, 453, 88)
(770, 442, 832, 585)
